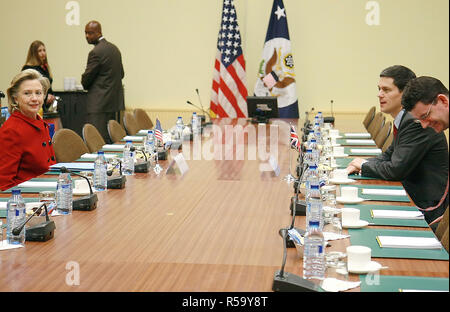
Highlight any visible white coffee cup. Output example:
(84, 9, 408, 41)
(75, 179, 90, 190)
(346, 245, 372, 271)
(341, 186, 359, 199)
(333, 169, 348, 180)
(341, 207, 360, 225)
(333, 146, 345, 156)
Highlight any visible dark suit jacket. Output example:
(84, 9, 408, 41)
(362, 111, 449, 223)
(81, 39, 125, 113)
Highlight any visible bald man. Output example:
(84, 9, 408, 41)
(81, 21, 124, 143)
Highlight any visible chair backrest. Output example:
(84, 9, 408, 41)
(441, 227, 449, 252)
(82, 123, 106, 153)
(52, 128, 89, 163)
(381, 130, 394, 152)
(363, 106, 376, 129)
(107, 119, 127, 143)
(435, 206, 449, 240)
(374, 120, 392, 148)
(123, 112, 140, 135)
(134, 108, 153, 130)
(367, 112, 385, 138)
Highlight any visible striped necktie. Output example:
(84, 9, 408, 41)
(393, 124, 398, 138)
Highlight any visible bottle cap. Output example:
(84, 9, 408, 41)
(98, 151, 104, 155)
(12, 189, 21, 195)
(148, 130, 153, 134)
(310, 184, 319, 189)
(126, 140, 132, 143)
(309, 221, 320, 227)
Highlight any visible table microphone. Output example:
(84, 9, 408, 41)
(195, 88, 213, 126)
(107, 158, 127, 189)
(134, 146, 150, 173)
(60, 167, 98, 211)
(272, 228, 323, 292)
(12, 203, 56, 242)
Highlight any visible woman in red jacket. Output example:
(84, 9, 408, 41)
(0, 69, 56, 191)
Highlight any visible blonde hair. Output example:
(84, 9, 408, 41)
(7, 69, 50, 114)
(24, 40, 52, 78)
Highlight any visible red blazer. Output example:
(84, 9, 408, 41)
(0, 111, 56, 191)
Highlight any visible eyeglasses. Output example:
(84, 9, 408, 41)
(417, 98, 437, 121)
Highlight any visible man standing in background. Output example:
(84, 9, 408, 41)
(82, 20, 124, 143)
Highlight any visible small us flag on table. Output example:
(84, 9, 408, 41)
(154, 118, 163, 143)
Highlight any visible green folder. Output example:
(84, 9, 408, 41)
(1, 178, 58, 194)
(349, 204, 428, 227)
(336, 138, 376, 146)
(348, 174, 377, 180)
(335, 158, 354, 168)
(342, 184, 411, 203)
(75, 153, 123, 162)
(348, 228, 449, 260)
(360, 275, 449, 292)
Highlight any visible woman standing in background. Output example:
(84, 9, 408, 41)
(22, 40, 55, 113)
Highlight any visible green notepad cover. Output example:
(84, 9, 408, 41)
(336, 139, 376, 146)
(348, 228, 449, 260)
(360, 275, 449, 292)
(75, 153, 123, 162)
(336, 158, 354, 168)
(348, 174, 377, 180)
(348, 204, 428, 227)
(342, 184, 411, 203)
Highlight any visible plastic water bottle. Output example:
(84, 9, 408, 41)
(318, 111, 324, 128)
(56, 171, 73, 215)
(145, 130, 155, 153)
(313, 122, 322, 144)
(176, 116, 184, 139)
(307, 139, 320, 164)
(93, 151, 107, 191)
(304, 149, 316, 167)
(306, 194, 323, 231)
(123, 140, 135, 175)
(304, 165, 320, 192)
(6, 189, 26, 245)
(191, 112, 198, 135)
(303, 220, 326, 280)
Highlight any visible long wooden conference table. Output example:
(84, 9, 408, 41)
(0, 117, 448, 292)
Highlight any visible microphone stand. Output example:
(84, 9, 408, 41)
(134, 146, 150, 173)
(61, 167, 98, 211)
(107, 158, 127, 189)
(12, 203, 56, 242)
(272, 227, 324, 292)
(196, 88, 213, 125)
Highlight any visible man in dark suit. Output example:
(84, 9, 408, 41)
(347, 66, 449, 226)
(82, 20, 124, 143)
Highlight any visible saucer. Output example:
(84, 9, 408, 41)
(329, 178, 356, 184)
(342, 219, 369, 229)
(336, 196, 365, 204)
(333, 154, 349, 158)
(348, 260, 383, 274)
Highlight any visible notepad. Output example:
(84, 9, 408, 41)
(102, 144, 125, 150)
(344, 133, 371, 138)
(350, 148, 382, 154)
(80, 153, 119, 159)
(345, 139, 375, 144)
(138, 129, 152, 135)
(51, 163, 95, 170)
(377, 236, 442, 249)
(362, 189, 407, 196)
(371, 210, 424, 220)
(17, 181, 57, 188)
(123, 136, 144, 141)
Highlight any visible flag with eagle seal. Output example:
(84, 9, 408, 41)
(254, 0, 299, 118)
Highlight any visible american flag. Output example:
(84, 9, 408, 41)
(154, 118, 163, 143)
(290, 124, 300, 151)
(210, 0, 248, 118)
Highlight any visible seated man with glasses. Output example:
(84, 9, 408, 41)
(347, 66, 448, 228)
(402, 76, 449, 133)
